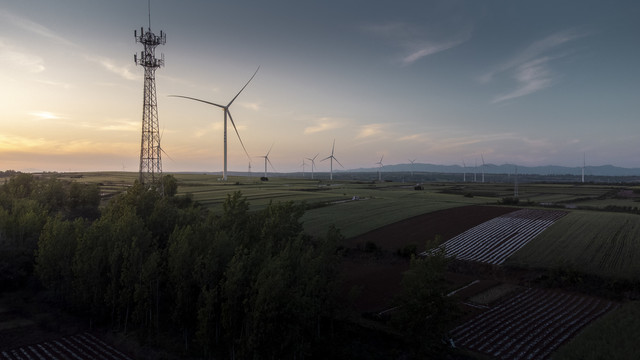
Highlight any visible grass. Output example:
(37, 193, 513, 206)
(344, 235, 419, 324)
(505, 210, 640, 279)
(301, 189, 490, 239)
(553, 301, 640, 360)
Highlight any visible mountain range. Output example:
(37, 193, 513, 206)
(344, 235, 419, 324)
(348, 163, 640, 177)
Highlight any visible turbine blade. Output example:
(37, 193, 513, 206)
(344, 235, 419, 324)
(334, 157, 344, 168)
(228, 66, 260, 107)
(169, 95, 226, 109)
(159, 146, 175, 162)
(267, 157, 276, 172)
(227, 111, 250, 159)
(313, 153, 319, 161)
(331, 139, 335, 156)
(320, 156, 331, 162)
(266, 143, 274, 157)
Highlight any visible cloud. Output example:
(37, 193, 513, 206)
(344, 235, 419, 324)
(0, 40, 45, 73)
(97, 120, 140, 132)
(356, 123, 386, 139)
(401, 37, 469, 66)
(492, 57, 555, 103)
(28, 111, 65, 120)
(303, 117, 344, 134)
(363, 21, 471, 66)
(85, 55, 139, 81)
(0, 10, 74, 46)
(481, 29, 586, 102)
(240, 101, 262, 111)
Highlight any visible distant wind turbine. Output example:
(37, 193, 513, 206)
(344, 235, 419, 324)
(169, 67, 259, 181)
(376, 155, 384, 182)
(462, 160, 467, 182)
(321, 139, 343, 181)
(258, 144, 275, 178)
(306, 153, 319, 180)
(409, 158, 416, 177)
(301, 158, 306, 177)
(514, 165, 519, 198)
(582, 152, 585, 183)
(481, 154, 486, 183)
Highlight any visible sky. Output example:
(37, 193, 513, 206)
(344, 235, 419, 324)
(0, 0, 639, 173)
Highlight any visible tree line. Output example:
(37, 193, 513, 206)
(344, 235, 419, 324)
(0, 173, 456, 359)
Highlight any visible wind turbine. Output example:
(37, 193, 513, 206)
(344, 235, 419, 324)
(301, 158, 306, 177)
(376, 155, 384, 182)
(258, 144, 275, 178)
(481, 154, 486, 183)
(321, 139, 343, 181)
(169, 67, 259, 181)
(409, 158, 416, 177)
(582, 152, 585, 183)
(306, 153, 319, 180)
(514, 165, 519, 198)
(462, 160, 467, 182)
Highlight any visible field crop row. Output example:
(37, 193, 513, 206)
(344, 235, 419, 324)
(0, 332, 132, 360)
(505, 211, 640, 278)
(451, 288, 618, 360)
(428, 209, 566, 265)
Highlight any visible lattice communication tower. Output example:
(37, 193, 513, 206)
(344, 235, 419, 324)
(134, 19, 166, 186)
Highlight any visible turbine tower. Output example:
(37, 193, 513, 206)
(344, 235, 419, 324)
(170, 67, 259, 181)
(481, 154, 486, 183)
(306, 154, 319, 180)
(582, 152, 585, 183)
(462, 160, 467, 182)
(376, 155, 384, 182)
(259, 144, 275, 178)
(134, 2, 166, 186)
(409, 158, 416, 177)
(321, 139, 343, 181)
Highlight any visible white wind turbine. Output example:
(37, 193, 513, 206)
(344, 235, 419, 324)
(376, 155, 384, 182)
(306, 153, 319, 180)
(321, 139, 343, 181)
(481, 154, 486, 183)
(462, 160, 467, 182)
(300, 158, 306, 177)
(258, 144, 275, 178)
(169, 67, 259, 181)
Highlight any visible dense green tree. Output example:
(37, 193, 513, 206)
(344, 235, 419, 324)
(35, 216, 85, 303)
(162, 174, 178, 197)
(390, 245, 458, 357)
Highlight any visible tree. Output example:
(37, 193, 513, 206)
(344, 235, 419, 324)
(162, 174, 178, 197)
(35, 216, 85, 303)
(390, 245, 458, 357)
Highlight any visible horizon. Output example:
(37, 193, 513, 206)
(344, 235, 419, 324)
(1, 1, 639, 173)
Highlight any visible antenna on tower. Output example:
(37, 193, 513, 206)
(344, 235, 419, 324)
(134, 2, 167, 187)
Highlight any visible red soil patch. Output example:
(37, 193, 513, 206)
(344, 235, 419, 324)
(340, 205, 518, 313)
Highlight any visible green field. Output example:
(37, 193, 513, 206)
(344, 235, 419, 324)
(505, 211, 640, 278)
(553, 301, 640, 360)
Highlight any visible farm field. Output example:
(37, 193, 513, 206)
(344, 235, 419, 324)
(451, 287, 618, 360)
(505, 211, 640, 278)
(424, 209, 567, 265)
(553, 301, 640, 359)
(301, 190, 490, 239)
(0, 332, 132, 360)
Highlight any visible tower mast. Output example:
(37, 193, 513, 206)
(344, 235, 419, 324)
(134, 2, 166, 186)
